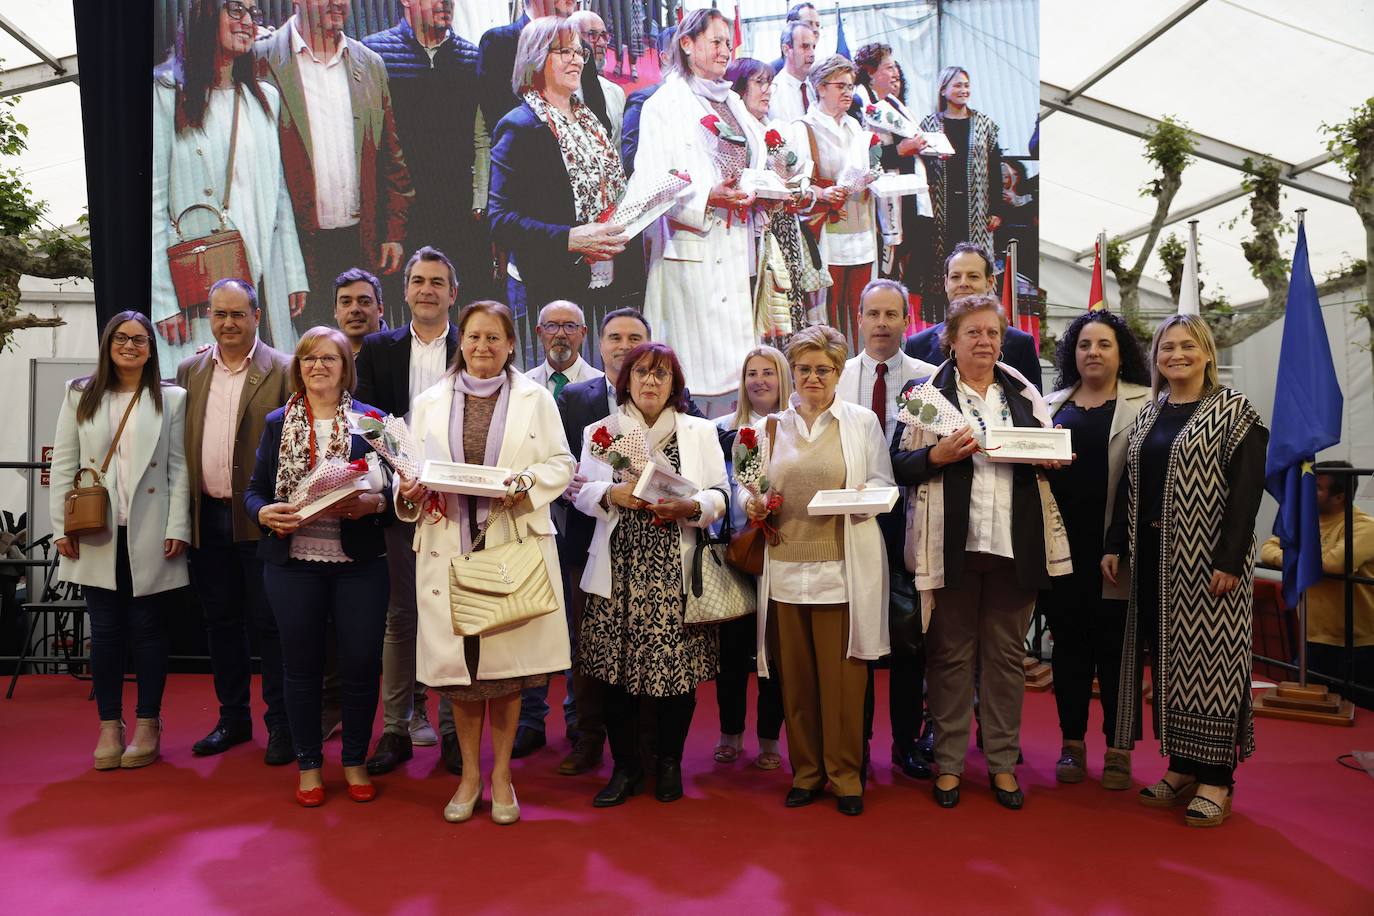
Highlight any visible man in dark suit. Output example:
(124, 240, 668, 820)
(619, 26, 675, 177)
(354, 246, 461, 776)
(255, 1, 414, 332)
(176, 279, 294, 765)
(904, 242, 1044, 391)
(477, 0, 609, 138)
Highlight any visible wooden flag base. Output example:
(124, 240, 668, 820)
(1253, 681, 1356, 726)
(1024, 656, 1053, 691)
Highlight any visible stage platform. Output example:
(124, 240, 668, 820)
(3, 673, 1372, 914)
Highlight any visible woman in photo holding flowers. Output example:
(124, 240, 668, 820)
(245, 327, 392, 807)
(744, 326, 894, 817)
(574, 342, 728, 807)
(637, 8, 767, 397)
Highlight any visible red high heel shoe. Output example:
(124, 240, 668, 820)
(347, 783, 377, 803)
(295, 786, 325, 807)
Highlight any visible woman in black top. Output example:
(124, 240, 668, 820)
(1043, 311, 1151, 789)
(1102, 315, 1267, 828)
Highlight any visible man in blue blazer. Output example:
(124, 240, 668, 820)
(477, 0, 610, 139)
(904, 243, 1044, 392)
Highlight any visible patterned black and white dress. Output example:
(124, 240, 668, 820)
(579, 438, 720, 697)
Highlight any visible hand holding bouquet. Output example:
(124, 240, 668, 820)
(290, 457, 371, 508)
(358, 409, 420, 478)
(733, 425, 783, 540)
(588, 418, 650, 481)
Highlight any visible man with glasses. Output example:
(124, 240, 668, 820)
(254, 0, 414, 333)
(569, 9, 625, 148)
(768, 20, 818, 126)
(175, 278, 295, 765)
(363, 1, 495, 302)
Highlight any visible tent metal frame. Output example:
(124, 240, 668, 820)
(0, 12, 78, 98)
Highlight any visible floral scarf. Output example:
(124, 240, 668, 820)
(276, 390, 353, 501)
(523, 90, 626, 225)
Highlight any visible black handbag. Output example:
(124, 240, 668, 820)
(888, 568, 924, 658)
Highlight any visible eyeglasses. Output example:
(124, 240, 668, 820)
(749, 75, 774, 88)
(549, 45, 591, 64)
(581, 29, 609, 43)
(112, 332, 151, 349)
(223, 1, 264, 25)
(822, 81, 856, 93)
(301, 355, 342, 368)
(210, 310, 252, 322)
(632, 367, 671, 383)
(540, 321, 584, 335)
(794, 365, 836, 379)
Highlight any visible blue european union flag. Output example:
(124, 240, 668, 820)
(834, 3, 851, 59)
(1264, 222, 1343, 608)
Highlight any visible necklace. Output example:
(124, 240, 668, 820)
(961, 383, 1009, 445)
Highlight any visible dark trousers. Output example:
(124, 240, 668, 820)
(84, 528, 170, 722)
(887, 652, 926, 748)
(264, 556, 389, 771)
(601, 678, 696, 771)
(1307, 642, 1374, 698)
(1044, 574, 1127, 743)
(188, 499, 285, 731)
(715, 613, 783, 740)
(303, 224, 364, 333)
(567, 562, 607, 741)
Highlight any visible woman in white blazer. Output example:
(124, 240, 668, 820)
(744, 326, 895, 817)
(151, 0, 308, 364)
(398, 302, 575, 826)
(49, 311, 191, 771)
(638, 9, 767, 397)
(1041, 310, 1152, 789)
(574, 342, 728, 807)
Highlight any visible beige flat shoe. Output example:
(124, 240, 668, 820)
(443, 784, 482, 823)
(94, 720, 125, 771)
(491, 785, 520, 826)
(120, 717, 161, 769)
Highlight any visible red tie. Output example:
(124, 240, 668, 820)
(801, 83, 810, 113)
(872, 363, 887, 433)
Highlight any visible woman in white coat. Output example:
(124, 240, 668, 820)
(744, 325, 894, 817)
(637, 8, 766, 397)
(151, 0, 308, 364)
(575, 342, 728, 807)
(398, 301, 575, 826)
(50, 311, 191, 771)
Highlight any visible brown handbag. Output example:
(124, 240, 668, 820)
(63, 391, 140, 538)
(166, 87, 252, 312)
(725, 416, 778, 576)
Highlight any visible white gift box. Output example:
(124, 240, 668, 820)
(632, 459, 700, 503)
(919, 131, 956, 157)
(984, 427, 1073, 464)
(420, 459, 512, 498)
(296, 477, 371, 524)
(872, 171, 929, 198)
(806, 486, 900, 516)
(740, 168, 797, 200)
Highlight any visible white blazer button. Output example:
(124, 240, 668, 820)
(431, 588, 440, 596)
(430, 551, 439, 558)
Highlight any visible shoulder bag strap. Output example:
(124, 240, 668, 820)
(766, 415, 779, 452)
(221, 85, 241, 212)
(99, 390, 142, 477)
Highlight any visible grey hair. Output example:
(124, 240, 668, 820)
(781, 20, 814, 50)
(807, 54, 856, 92)
(512, 15, 579, 97)
(209, 277, 258, 312)
(537, 299, 586, 324)
(860, 278, 909, 317)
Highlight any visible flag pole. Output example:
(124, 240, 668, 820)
(1099, 229, 1109, 310)
(1006, 239, 1018, 324)
(1294, 206, 1309, 689)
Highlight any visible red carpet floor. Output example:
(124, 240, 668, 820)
(3, 673, 1372, 915)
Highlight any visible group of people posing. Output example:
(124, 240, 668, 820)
(54, 225, 1268, 829)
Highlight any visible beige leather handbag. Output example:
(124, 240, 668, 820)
(449, 506, 558, 637)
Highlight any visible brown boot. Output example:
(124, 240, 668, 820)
(120, 717, 162, 769)
(94, 720, 125, 771)
(1102, 748, 1132, 790)
(1055, 740, 1086, 784)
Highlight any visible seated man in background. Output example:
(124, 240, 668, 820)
(1261, 460, 1374, 697)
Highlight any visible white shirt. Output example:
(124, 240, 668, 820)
(768, 68, 809, 126)
(854, 351, 909, 434)
(767, 399, 848, 605)
(956, 373, 1015, 559)
(290, 18, 360, 230)
(599, 76, 626, 150)
(108, 391, 138, 527)
(794, 109, 877, 266)
(408, 324, 450, 417)
(526, 354, 603, 394)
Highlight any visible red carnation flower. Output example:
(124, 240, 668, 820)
(700, 114, 721, 132)
(738, 427, 758, 449)
(347, 458, 369, 473)
(591, 426, 614, 449)
(869, 134, 881, 147)
(364, 409, 384, 420)
(670, 168, 692, 183)
(865, 104, 878, 115)
(764, 128, 784, 149)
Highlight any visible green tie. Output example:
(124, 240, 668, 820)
(551, 371, 569, 400)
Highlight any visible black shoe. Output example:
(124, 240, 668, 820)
(511, 726, 547, 759)
(263, 727, 294, 766)
(933, 777, 961, 808)
(192, 720, 252, 756)
(837, 795, 864, 816)
(593, 767, 645, 807)
(991, 776, 1024, 810)
(365, 731, 413, 776)
(559, 732, 605, 775)
(892, 742, 933, 780)
(654, 758, 683, 802)
(784, 787, 824, 808)
(915, 719, 935, 764)
(440, 733, 462, 776)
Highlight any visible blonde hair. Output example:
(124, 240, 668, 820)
(1149, 313, 1221, 401)
(938, 293, 1006, 358)
(670, 8, 728, 76)
(807, 54, 856, 92)
(786, 324, 848, 372)
(729, 345, 792, 430)
(291, 326, 356, 395)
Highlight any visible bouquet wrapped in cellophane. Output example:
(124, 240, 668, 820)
(862, 102, 917, 139)
(597, 169, 693, 232)
(587, 416, 651, 481)
(290, 457, 372, 508)
(835, 134, 885, 194)
(358, 409, 420, 478)
(700, 114, 748, 184)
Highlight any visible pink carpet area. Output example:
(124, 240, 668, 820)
(3, 672, 1372, 915)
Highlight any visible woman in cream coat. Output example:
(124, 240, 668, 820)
(746, 326, 894, 817)
(399, 302, 575, 825)
(638, 8, 766, 397)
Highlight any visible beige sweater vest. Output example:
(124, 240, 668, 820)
(770, 417, 845, 563)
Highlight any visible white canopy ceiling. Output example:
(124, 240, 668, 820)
(1040, 0, 1374, 309)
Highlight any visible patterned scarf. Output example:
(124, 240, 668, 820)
(524, 90, 626, 225)
(918, 110, 999, 265)
(275, 390, 353, 501)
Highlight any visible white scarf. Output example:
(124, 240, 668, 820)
(622, 402, 678, 457)
(688, 73, 732, 103)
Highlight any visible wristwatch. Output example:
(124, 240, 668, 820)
(687, 500, 702, 522)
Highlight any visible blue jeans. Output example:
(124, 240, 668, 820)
(84, 527, 171, 722)
(264, 556, 389, 770)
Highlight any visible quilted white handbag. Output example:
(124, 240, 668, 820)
(449, 507, 558, 636)
(684, 488, 757, 625)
